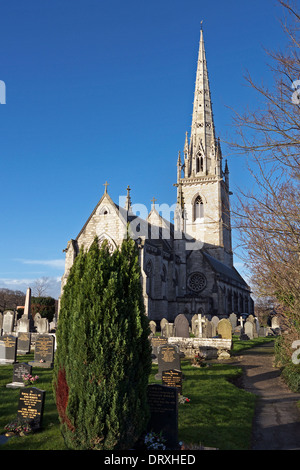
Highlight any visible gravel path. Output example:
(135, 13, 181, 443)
(235, 342, 300, 450)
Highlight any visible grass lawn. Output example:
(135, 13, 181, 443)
(0, 337, 274, 451)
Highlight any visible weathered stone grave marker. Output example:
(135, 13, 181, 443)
(151, 336, 168, 358)
(217, 318, 232, 339)
(147, 384, 178, 449)
(0, 334, 17, 364)
(174, 314, 189, 338)
(17, 332, 31, 355)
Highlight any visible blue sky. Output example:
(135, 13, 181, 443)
(0, 0, 289, 298)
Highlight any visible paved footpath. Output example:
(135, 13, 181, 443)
(235, 342, 300, 450)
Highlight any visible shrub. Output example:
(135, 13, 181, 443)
(53, 235, 152, 450)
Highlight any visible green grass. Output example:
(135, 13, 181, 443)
(0, 337, 274, 450)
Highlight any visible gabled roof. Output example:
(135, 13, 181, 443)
(203, 251, 249, 289)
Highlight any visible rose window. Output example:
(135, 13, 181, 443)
(188, 272, 206, 293)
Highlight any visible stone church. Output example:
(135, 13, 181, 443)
(60, 28, 254, 323)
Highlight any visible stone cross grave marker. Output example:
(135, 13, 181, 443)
(17, 387, 46, 431)
(0, 334, 17, 364)
(147, 384, 178, 449)
(6, 363, 32, 389)
(156, 344, 180, 380)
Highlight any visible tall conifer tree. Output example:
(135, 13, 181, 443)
(53, 236, 152, 450)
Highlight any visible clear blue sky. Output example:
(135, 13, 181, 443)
(0, 0, 288, 298)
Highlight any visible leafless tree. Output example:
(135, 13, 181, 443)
(230, 1, 300, 355)
(32, 277, 51, 297)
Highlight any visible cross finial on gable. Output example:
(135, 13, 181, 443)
(103, 181, 109, 194)
(151, 197, 157, 209)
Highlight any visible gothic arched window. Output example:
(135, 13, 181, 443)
(193, 195, 204, 220)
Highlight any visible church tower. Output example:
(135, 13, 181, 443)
(175, 27, 233, 267)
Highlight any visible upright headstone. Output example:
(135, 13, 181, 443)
(6, 363, 32, 389)
(36, 318, 49, 334)
(147, 384, 178, 449)
(17, 332, 31, 354)
(191, 315, 198, 336)
(29, 334, 54, 368)
(2, 311, 15, 334)
(271, 316, 280, 329)
(203, 319, 213, 338)
(17, 387, 45, 431)
(160, 318, 168, 335)
(211, 316, 220, 330)
(217, 318, 232, 339)
(149, 321, 157, 336)
(156, 344, 181, 380)
(244, 321, 254, 340)
(0, 334, 17, 364)
(174, 314, 189, 338)
(229, 313, 237, 329)
(151, 336, 168, 357)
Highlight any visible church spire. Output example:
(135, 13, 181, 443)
(186, 27, 218, 177)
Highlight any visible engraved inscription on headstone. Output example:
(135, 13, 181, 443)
(29, 334, 54, 368)
(0, 334, 17, 364)
(17, 332, 31, 354)
(156, 344, 181, 380)
(147, 384, 178, 449)
(151, 336, 168, 357)
(17, 387, 45, 430)
(162, 369, 182, 394)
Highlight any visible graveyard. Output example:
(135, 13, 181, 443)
(0, 332, 276, 451)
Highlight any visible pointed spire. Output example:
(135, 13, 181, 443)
(190, 27, 215, 155)
(124, 185, 132, 212)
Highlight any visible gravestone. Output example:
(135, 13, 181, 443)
(151, 336, 168, 357)
(164, 323, 175, 338)
(17, 332, 31, 354)
(229, 313, 237, 329)
(217, 318, 232, 339)
(203, 319, 213, 338)
(211, 316, 219, 329)
(149, 321, 156, 336)
(2, 311, 15, 334)
(271, 316, 280, 329)
(156, 344, 181, 380)
(0, 334, 17, 364)
(147, 384, 178, 449)
(244, 321, 254, 340)
(36, 318, 49, 334)
(6, 363, 32, 389)
(162, 369, 182, 394)
(29, 334, 54, 368)
(17, 387, 45, 431)
(174, 314, 189, 338)
(191, 315, 198, 336)
(160, 318, 168, 334)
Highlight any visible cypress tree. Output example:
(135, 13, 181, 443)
(53, 235, 152, 450)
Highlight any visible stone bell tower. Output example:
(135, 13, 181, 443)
(175, 27, 233, 267)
